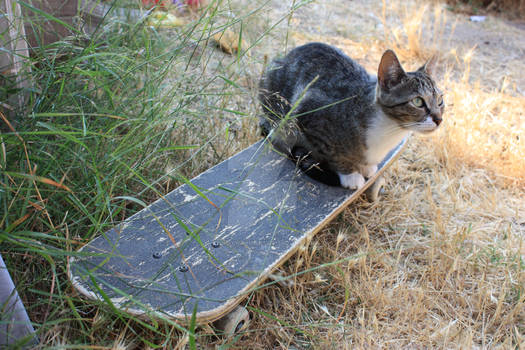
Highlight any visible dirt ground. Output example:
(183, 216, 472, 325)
(258, 0, 525, 91)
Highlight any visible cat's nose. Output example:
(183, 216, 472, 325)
(432, 113, 442, 126)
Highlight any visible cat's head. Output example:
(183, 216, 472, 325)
(376, 50, 444, 134)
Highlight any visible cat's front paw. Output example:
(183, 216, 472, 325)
(363, 164, 378, 178)
(338, 172, 365, 190)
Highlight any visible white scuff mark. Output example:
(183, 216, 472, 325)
(168, 222, 180, 230)
(182, 193, 199, 203)
(161, 245, 176, 255)
(252, 210, 275, 227)
(158, 236, 167, 243)
(111, 297, 130, 306)
(156, 273, 171, 282)
(217, 224, 241, 240)
(259, 181, 279, 194)
(222, 254, 240, 266)
(278, 204, 294, 214)
(264, 158, 286, 168)
(245, 228, 261, 240)
(191, 256, 203, 266)
(240, 179, 257, 191)
(184, 250, 199, 261)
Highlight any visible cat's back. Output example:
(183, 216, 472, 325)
(285, 43, 368, 76)
(266, 43, 372, 94)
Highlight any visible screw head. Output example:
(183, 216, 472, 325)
(178, 265, 188, 273)
(211, 241, 220, 248)
(152, 252, 162, 259)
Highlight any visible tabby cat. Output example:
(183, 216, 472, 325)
(259, 42, 444, 189)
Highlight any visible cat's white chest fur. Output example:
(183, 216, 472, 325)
(365, 110, 410, 165)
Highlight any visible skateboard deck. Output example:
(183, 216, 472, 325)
(70, 137, 408, 325)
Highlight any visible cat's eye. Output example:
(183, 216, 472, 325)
(412, 97, 425, 108)
(438, 95, 444, 106)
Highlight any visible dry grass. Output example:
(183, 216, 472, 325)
(437, 63, 525, 189)
(7, 0, 522, 348)
(69, 1, 522, 348)
(381, 1, 525, 188)
(380, 0, 449, 60)
(140, 1, 523, 348)
(218, 0, 525, 348)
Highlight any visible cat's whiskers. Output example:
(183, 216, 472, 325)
(401, 120, 439, 133)
(378, 122, 408, 137)
(400, 122, 420, 130)
(380, 120, 438, 137)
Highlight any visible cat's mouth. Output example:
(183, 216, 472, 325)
(419, 128, 439, 134)
(406, 115, 442, 134)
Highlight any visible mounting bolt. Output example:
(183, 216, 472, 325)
(211, 241, 220, 248)
(152, 252, 162, 259)
(178, 265, 188, 273)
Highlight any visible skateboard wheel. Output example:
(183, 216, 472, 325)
(213, 306, 250, 338)
(365, 175, 386, 202)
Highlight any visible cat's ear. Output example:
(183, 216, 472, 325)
(419, 55, 437, 76)
(378, 50, 407, 90)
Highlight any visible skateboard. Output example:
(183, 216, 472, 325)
(69, 137, 408, 335)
